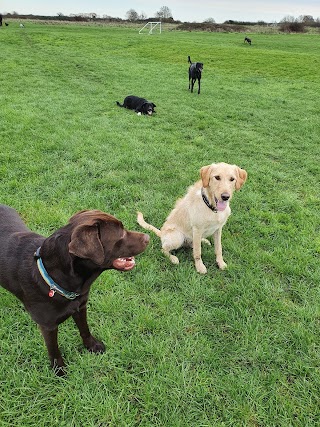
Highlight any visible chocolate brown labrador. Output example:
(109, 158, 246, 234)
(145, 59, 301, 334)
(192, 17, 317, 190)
(0, 205, 149, 375)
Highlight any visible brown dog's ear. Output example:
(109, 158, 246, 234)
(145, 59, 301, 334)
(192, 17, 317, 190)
(69, 224, 105, 265)
(200, 164, 213, 188)
(235, 167, 248, 190)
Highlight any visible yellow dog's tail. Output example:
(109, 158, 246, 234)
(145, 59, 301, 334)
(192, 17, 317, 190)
(137, 212, 161, 237)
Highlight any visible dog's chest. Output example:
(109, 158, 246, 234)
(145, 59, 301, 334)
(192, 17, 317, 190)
(202, 216, 225, 236)
(193, 209, 230, 238)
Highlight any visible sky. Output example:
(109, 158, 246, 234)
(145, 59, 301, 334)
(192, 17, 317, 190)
(1, 0, 320, 23)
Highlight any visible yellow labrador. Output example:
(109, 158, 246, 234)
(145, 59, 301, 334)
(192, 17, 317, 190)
(137, 162, 247, 274)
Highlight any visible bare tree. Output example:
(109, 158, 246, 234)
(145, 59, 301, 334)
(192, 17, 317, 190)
(155, 6, 173, 19)
(139, 11, 147, 20)
(297, 15, 314, 24)
(280, 15, 295, 23)
(279, 15, 306, 32)
(126, 9, 139, 21)
(203, 17, 215, 23)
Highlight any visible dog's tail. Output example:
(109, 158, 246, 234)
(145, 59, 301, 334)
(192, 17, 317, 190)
(116, 101, 124, 108)
(137, 212, 161, 237)
(188, 55, 192, 64)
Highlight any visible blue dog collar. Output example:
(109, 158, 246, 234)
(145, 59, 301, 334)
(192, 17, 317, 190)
(34, 247, 80, 300)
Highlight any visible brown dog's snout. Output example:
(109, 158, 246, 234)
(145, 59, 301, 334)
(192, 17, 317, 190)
(221, 193, 230, 201)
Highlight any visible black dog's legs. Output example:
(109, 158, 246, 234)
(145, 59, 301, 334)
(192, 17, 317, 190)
(189, 77, 200, 94)
(190, 78, 195, 93)
(72, 306, 106, 354)
(39, 325, 66, 376)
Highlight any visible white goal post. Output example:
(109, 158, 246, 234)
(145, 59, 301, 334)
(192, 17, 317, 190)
(139, 21, 162, 34)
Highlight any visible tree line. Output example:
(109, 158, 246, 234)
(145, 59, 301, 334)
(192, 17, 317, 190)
(126, 6, 172, 21)
(1, 8, 320, 29)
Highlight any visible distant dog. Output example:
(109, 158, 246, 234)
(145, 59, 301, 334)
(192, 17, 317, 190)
(188, 55, 203, 95)
(244, 37, 252, 45)
(138, 162, 247, 274)
(5, 23, 9, 26)
(116, 95, 156, 116)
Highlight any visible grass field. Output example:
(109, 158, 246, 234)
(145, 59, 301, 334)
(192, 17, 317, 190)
(0, 22, 319, 426)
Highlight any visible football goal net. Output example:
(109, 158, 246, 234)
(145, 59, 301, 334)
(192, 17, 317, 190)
(139, 22, 162, 34)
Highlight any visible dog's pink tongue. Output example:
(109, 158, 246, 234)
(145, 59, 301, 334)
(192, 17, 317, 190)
(217, 201, 227, 211)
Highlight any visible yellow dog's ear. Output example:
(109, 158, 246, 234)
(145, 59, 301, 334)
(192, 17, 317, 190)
(200, 164, 213, 188)
(235, 167, 247, 190)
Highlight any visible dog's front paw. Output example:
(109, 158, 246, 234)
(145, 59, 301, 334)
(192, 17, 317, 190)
(84, 336, 106, 353)
(195, 260, 207, 274)
(169, 254, 179, 265)
(52, 358, 66, 377)
(216, 259, 227, 270)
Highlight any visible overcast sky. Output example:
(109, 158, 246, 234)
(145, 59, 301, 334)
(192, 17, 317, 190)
(2, 0, 320, 23)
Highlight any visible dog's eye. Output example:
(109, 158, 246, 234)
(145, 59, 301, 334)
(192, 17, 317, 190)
(230, 177, 235, 182)
(214, 176, 221, 181)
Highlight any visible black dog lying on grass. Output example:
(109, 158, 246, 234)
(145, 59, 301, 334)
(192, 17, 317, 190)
(188, 55, 203, 95)
(116, 95, 156, 115)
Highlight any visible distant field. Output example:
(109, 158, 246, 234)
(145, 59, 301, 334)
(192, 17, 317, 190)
(0, 23, 319, 426)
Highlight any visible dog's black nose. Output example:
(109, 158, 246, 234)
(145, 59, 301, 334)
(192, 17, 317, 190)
(221, 193, 230, 201)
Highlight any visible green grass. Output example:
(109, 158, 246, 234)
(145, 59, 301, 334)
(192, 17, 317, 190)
(0, 22, 320, 426)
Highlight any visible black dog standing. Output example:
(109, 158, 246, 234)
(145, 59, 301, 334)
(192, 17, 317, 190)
(188, 55, 203, 95)
(244, 37, 252, 45)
